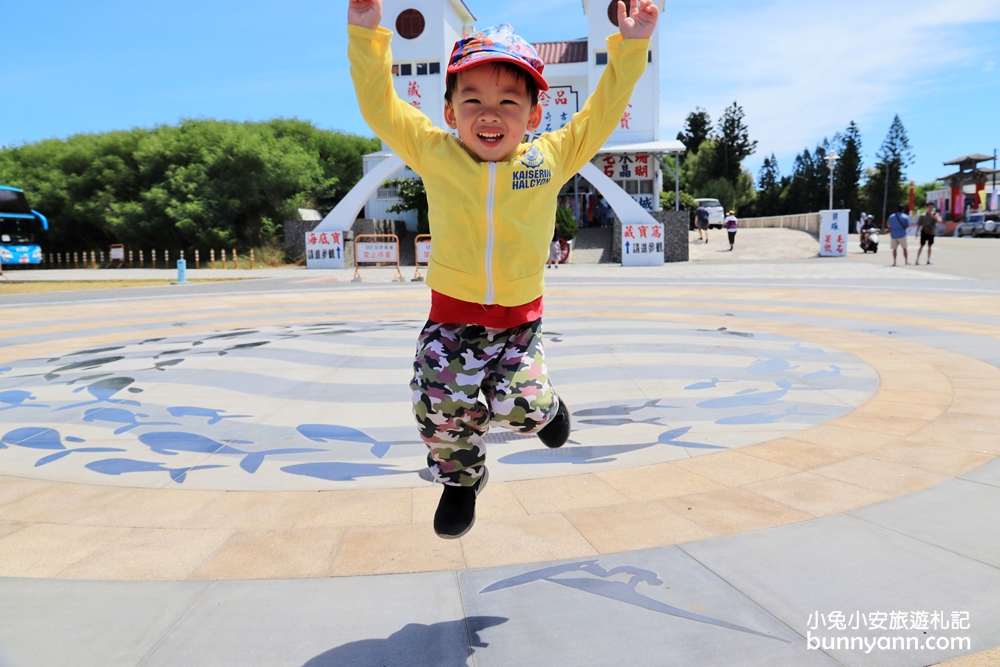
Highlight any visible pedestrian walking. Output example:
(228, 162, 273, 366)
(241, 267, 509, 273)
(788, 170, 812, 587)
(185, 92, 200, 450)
(888, 204, 910, 266)
(695, 203, 709, 243)
(915, 202, 940, 266)
(724, 210, 738, 250)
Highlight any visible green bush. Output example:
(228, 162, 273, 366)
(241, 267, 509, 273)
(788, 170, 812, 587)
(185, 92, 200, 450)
(660, 190, 699, 212)
(0, 119, 379, 252)
(555, 205, 578, 240)
(385, 177, 429, 235)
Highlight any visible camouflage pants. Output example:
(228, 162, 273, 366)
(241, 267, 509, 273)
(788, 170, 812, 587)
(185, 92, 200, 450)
(411, 318, 558, 487)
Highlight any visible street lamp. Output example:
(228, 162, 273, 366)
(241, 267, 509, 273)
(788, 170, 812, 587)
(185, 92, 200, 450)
(824, 152, 839, 211)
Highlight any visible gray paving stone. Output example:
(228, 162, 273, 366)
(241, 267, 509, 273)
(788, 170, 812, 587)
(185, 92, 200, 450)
(0, 578, 210, 667)
(140, 573, 473, 667)
(680, 514, 1000, 667)
(458, 548, 839, 667)
(850, 479, 1000, 568)
(959, 457, 1000, 489)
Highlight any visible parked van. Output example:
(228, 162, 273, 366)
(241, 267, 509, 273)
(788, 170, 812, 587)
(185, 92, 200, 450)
(694, 198, 725, 229)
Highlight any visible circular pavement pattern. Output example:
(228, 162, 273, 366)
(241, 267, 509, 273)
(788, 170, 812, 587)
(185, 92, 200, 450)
(0, 319, 878, 490)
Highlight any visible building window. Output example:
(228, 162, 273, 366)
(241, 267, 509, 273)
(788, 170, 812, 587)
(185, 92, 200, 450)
(396, 9, 425, 39)
(391, 65, 399, 76)
(595, 52, 608, 66)
(429, 61, 440, 74)
(607, 0, 632, 26)
(400, 63, 412, 76)
(377, 183, 399, 200)
(648, 50, 652, 63)
(639, 180, 654, 194)
(416, 63, 427, 75)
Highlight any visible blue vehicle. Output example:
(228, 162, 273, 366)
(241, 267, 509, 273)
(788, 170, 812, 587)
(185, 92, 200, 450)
(0, 185, 48, 266)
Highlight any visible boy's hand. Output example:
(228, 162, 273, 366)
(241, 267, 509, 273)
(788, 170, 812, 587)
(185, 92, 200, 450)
(348, 0, 382, 29)
(618, 0, 659, 40)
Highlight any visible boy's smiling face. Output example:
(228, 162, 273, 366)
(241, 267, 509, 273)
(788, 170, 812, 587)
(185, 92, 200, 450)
(444, 63, 543, 163)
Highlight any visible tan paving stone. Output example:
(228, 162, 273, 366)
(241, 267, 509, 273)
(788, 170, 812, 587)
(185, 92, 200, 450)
(191, 528, 342, 580)
(867, 389, 953, 408)
(947, 400, 1000, 418)
(672, 451, 799, 487)
(565, 501, 714, 552)
(786, 424, 904, 453)
(595, 463, 725, 501)
(746, 472, 891, 517)
(58, 527, 233, 580)
(75, 488, 219, 528)
(0, 523, 129, 577)
(0, 476, 59, 507)
(0, 483, 134, 523)
(460, 514, 598, 569)
(827, 412, 931, 436)
(293, 489, 413, 528)
(412, 483, 527, 524)
(739, 438, 856, 470)
(181, 491, 313, 530)
(327, 524, 465, 576)
(660, 488, 812, 536)
(811, 457, 948, 495)
(909, 422, 1000, 455)
(931, 646, 1000, 667)
(0, 519, 28, 540)
(868, 441, 994, 477)
(858, 398, 948, 421)
(506, 474, 631, 514)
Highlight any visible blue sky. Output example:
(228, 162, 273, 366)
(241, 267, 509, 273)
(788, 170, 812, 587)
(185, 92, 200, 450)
(4, 0, 999, 185)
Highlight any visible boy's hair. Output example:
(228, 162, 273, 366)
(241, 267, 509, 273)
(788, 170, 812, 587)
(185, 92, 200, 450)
(445, 62, 540, 107)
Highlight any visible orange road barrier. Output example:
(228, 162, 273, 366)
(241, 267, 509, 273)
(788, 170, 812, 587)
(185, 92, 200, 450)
(353, 233, 404, 283)
(231, 249, 237, 269)
(165, 250, 170, 268)
(249, 248, 254, 270)
(195, 249, 200, 269)
(413, 234, 431, 282)
(152, 249, 157, 269)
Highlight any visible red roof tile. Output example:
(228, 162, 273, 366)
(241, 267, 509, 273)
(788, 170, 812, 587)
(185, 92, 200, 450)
(533, 40, 588, 64)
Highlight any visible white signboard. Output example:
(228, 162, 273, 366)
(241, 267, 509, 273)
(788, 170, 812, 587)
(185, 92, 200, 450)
(356, 241, 398, 264)
(306, 231, 345, 269)
(819, 210, 849, 257)
(416, 240, 431, 266)
(109, 247, 125, 260)
(621, 222, 665, 266)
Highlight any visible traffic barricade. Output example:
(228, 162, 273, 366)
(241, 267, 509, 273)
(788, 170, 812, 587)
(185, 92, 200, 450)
(353, 234, 404, 282)
(413, 234, 431, 281)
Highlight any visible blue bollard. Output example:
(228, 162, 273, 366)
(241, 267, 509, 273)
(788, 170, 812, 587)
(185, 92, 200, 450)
(176, 258, 187, 284)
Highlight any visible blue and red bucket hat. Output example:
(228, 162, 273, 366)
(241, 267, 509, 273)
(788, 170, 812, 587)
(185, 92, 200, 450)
(447, 23, 549, 91)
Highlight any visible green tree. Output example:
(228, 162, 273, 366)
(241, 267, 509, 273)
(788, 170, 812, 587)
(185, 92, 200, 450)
(676, 108, 712, 156)
(684, 139, 718, 195)
(698, 177, 738, 213)
(756, 154, 782, 216)
(864, 115, 913, 222)
(385, 177, 429, 234)
(555, 205, 578, 240)
(833, 121, 863, 225)
(0, 119, 379, 253)
(713, 102, 757, 186)
(660, 189, 698, 212)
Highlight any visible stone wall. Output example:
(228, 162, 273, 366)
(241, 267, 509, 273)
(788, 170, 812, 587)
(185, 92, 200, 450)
(286, 219, 411, 267)
(611, 210, 689, 263)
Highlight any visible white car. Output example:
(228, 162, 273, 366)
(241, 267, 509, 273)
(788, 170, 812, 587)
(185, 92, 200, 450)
(694, 198, 725, 229)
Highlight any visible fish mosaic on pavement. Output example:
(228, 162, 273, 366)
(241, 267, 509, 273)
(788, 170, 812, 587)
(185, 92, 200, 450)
(0, 319, 878, 491)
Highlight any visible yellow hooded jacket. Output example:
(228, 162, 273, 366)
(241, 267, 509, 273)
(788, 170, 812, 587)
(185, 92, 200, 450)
(348, 25, 649, 306)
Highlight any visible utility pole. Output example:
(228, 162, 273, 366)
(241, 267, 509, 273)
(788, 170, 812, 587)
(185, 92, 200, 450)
(881, 161, 890, 227)
(825, 152, 840, 210)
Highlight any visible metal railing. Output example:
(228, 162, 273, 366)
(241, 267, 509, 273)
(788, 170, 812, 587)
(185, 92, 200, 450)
(735, 213, 822, 233)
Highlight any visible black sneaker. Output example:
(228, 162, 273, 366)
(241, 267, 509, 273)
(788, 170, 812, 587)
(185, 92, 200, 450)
(434, 467, 488, 539)
(537, 397, 571, 449)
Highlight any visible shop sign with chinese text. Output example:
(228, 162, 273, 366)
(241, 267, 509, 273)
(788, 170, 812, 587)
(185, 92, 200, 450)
(819, 210, 849, 257)
(356, 241, 399, 264)
(305, 231, 345, 269)
(621, 222, 665, 266)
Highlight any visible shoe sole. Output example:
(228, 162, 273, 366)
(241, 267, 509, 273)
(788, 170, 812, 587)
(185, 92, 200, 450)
(541, 398, 572, 449)
(435, 468, 488, 540)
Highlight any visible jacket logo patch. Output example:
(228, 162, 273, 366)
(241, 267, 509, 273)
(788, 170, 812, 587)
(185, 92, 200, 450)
(519, 146, 544, 169)
(512, 168, 552, 190)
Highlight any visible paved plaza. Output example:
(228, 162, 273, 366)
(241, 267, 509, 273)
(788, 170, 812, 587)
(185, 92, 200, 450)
(1, 239, 1000, 666)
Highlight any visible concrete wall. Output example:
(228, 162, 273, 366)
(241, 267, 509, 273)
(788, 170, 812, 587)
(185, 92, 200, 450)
(611, 210, 688, 263)
(286, 219, 411, 267)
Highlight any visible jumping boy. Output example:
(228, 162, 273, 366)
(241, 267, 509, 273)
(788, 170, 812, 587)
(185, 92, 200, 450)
(347, 0, 658, 538)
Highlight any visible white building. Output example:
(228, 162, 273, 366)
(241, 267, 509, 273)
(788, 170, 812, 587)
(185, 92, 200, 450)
(328, 0, 684, 235)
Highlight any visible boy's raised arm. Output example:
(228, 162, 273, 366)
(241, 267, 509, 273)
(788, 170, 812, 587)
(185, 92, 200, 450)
(537, 0, 659, 177)
(616, 0, 659, 40)
(348, 0, 382, 30)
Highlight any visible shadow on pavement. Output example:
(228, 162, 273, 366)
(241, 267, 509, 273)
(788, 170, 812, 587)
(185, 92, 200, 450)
(302, 616, 508, 667)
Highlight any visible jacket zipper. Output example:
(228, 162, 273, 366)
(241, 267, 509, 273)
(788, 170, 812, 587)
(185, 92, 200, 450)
(484, 162, 497, 305)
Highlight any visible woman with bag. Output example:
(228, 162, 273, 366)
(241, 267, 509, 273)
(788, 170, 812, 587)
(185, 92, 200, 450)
(724, 210, 739, 251)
